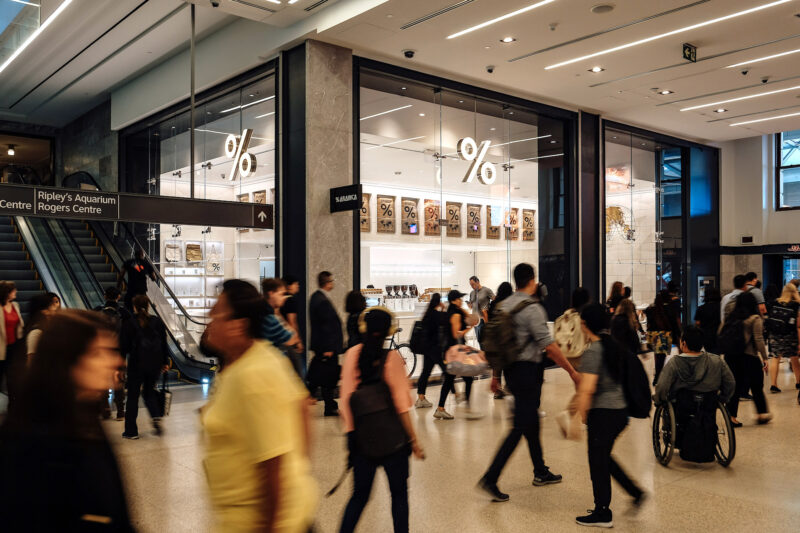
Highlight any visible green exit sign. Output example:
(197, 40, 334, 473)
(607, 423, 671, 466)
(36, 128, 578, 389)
(683, 43, 697, 63)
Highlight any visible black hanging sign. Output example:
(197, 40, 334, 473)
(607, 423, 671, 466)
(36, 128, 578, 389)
(330, 184, 362, 213)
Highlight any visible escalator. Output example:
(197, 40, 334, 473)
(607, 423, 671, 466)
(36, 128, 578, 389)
(63, 221, 118, 291)
(0, 216, 45, 317)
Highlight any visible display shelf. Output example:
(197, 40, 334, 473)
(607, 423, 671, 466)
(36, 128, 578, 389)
(163, 274, 225, 278)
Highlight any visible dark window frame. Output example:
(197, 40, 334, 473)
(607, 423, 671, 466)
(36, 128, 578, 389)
(776, 131, 800, 211)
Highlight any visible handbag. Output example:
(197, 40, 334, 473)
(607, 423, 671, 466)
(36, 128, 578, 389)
(159, 372, 172, 417)
(445, 345, 489, 377)
(186, 243, 203, 262)
(164, 243, 182, 263)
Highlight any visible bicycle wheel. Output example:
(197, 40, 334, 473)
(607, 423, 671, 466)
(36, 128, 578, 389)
(652, 403, 676, 466)
(714, 401, 736, 467)
(396, 343, 417, 377)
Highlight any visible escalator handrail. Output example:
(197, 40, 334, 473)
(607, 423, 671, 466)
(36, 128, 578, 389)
(34, 218, 93, 309)
(61, 172, 209, 326)
(53, 219, 106, 302)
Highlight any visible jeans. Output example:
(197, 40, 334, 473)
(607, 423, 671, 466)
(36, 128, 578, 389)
(587, 408, 642, 509)
(416, 350, 444, 396)
(484, 361, 546, 483)
(125, 370, 162, 435)
(474, 320, 485, 345)
(726, 355, 769, 418)
(340, 449, 409, 533)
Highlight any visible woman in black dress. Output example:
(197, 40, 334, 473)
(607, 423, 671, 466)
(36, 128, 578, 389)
(433, 290, 476, 420)
(415, 293, 447, 409)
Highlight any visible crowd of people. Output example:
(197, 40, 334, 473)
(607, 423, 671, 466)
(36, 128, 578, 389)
(1, 257, 799, 532)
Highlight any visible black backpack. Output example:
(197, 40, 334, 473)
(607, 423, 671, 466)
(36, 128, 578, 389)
(620, 348, 652, 419)
(675, 390, 718, 463)
(409, 320, 425, 354)
(718, 319, 747, 355)
(765, 303, 797, 336)
(482, 300, 535, 370)
(131, 318, 165, 372)
(349, 353, 408, 460)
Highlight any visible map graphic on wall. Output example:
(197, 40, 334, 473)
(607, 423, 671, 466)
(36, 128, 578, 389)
(424, 199, 441, 236)
(605, 205, 636, 241)
(377, 194, 396, 233)
(467, 204, 481, 238)
(486, 205, 501, 239)
(360, 193, 371, 232)
(401, 197, 419, 235)
(506, 207, 519, 240)
(446, 202, 461, 237)
(522, 209, 536, 241)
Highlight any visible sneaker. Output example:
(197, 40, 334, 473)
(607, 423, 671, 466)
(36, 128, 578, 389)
(477, 477, 509, 502)
(757, 413, 773, 425)
(493, 388, 506, 399)
(415, 397, 433, 408)
(121, 433, 139, 440)
(455, 391, 466, 404)
(464, 407, 484, 420)
(576, 508, 613, 528)
(629, 492, 647, 515)
(115, 411, 125, 421)
(533, 468, 563, 486)
(153, 418, 164, 437)
(434, 409, 454, 420)
(770, 385, 781, 393)
(740, 393, 753, 401)
(555, 411, 570, 438)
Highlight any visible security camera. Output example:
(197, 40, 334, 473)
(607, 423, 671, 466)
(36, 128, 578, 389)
(210, 0, 220, 7)
(486, 65, 495, 74)
(403, 49, 415, 59)
(761, 76, 770, 84)
(740, 69, 749, 76)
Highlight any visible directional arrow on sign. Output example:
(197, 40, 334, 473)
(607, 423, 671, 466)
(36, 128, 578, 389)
(253, 206, 273, 229)
(258, 211, 267, 222)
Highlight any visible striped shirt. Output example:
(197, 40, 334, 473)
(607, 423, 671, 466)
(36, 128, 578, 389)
(259, 313, 293, 347)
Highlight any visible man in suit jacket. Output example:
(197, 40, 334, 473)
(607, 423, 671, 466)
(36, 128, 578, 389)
(308, 271, 343, 416)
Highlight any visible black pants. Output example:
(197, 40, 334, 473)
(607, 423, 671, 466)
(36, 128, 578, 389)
(726, 355, 768, 418)
(340, 449, 409, 533)
(484, 361, 545, 483)
(307, 352, 339, 413)
(654, 352, 667, 385)
(416, 351, 444, 396)
(123, 289, 147, 312)
(125, 370, 162, 435)
(439, 372, 473, 408)
(587, 408, 642, 509)
(2, 340, 23, 401)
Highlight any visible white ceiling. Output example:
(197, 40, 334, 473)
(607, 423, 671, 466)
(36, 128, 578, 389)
(319, 0, 800, 143)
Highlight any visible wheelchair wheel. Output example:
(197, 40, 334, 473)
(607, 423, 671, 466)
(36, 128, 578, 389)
(397, 343, 417, 378)
(714, 401, 736, 467)
(652, 403, 676, 466)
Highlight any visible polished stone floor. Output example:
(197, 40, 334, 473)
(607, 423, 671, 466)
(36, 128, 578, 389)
(100, 356, 800, 532)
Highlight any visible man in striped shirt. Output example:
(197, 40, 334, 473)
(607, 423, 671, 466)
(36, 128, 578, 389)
(260, 278, 303, 353)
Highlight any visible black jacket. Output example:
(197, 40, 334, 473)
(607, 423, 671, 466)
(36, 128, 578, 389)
(309, 290, 343, 354)
(123, 315, 169, 374)
(346, 312, 361, 349)
(610, 315, 640, 356)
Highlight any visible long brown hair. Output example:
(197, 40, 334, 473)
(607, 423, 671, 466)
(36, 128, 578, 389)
(615, 298, 639, 331)
(608, 281, 624, 303)
(132, 294, 151, 328)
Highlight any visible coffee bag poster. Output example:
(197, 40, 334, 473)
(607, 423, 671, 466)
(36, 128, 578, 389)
(360, 193, 371, 233)
(377, 194, 395, 234)
(401, 197, 419, 235)
(506, 207, 519, 240)
(424, 199, 441, 236)
(522, 209, 536, 241)
(446, 202, 462, 237)
(466, 204, 482, 238)
(486, 205, 500, 239)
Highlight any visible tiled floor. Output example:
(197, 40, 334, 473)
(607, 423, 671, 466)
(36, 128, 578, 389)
(103, 357, 800, 533)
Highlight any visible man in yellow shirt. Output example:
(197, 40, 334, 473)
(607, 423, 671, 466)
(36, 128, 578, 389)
(201, 280, 317, 533)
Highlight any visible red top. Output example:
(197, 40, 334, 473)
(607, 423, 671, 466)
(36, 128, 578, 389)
(4, 307, 20, 345)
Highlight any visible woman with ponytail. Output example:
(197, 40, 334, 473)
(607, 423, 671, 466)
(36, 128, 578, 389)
(574, 304, 644, 528)
(122, 294, 169, 440)
(339, 307, 425, 533)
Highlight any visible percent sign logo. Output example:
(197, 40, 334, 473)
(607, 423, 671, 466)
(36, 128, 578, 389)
(224, 129, 257, 181)
(456, 137, 497, 185)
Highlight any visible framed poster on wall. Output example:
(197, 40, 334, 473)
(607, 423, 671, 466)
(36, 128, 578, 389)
(467, 204, 481, 238)
(424, 199, 441, 236)
(522, 208, 536, 241)
(253, 190, 267, 231)
(506, 208, 519, 240)
(237, 193, 250, 232)
(486, 205, 500, 239)
(401, 197, 419, 235)
(360, 193, 371, 232)
(446, 201, 461, 237)
(377, 194, 396, 233)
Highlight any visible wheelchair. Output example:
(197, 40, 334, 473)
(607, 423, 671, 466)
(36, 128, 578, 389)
(652, 390, 736, 467)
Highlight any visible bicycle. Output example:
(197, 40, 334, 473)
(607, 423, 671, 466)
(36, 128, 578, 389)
(388, 328, 417, 377)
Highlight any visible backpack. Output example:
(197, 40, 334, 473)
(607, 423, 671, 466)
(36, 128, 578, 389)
(554, 310, 589, 361)
(98, 303, 123, 334)
(765, 303, 797, 336)
(409, 320, 425, 354)
(482, 299, 535, 371)
(131, 318, 165, 372)
(620, 348, 652, 418)
(675, 390, 718, 463)
(349, 353, 408, 460)
(717, 319, 746, 356)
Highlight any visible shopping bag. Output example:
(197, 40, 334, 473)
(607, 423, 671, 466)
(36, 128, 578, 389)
(159, 373, 172, 417)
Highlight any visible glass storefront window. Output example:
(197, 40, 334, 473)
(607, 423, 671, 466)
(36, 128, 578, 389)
(358, 70, 569, 338)
(778, 129, 800, 208)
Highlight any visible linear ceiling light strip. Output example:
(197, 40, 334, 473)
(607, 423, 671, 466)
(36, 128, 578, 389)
(509, 0, 710, 62)
(726, 47, 800, 68)
(401, 0, 475, 30)
(544, 0, 794, 70)
(731, 110, 800, 126)
(232, 0, 277, 13)
(360, 104, 412, 121)
(366, 136, 426, 150)
(706, 103, 800, 123)
(305, 0, 330, 12)
(447, 0, 558, 39)
(0, 0, 73, 76)
(680, 84, 800, 111)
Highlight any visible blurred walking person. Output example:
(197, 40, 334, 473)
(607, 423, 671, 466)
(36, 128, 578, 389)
(122, 295, 168, 439)
(260, 278, 304, 366)
(611, 299, 642, 357)
(117, 247, 156, 311)
(435, 290, 477, 419)
(694, 287, 721, 354)
(489, 282, 514, 399)
(468, 276, 494, 343)
(0, 310, 134, 532)
(308, 271, 344, 416)
(24, 292, 60, 359)
(554, 287, 591, 438)
(645, 292, 679, 385)
(605, 281, 624, 314)
(765, 283, 800, 393)
(415, 293, 447, 408)
(339, 307, 425, 533)
(345, 290, 367, 349)
(201, 280, 317, 533)
(0, 281, 24, 399)
(95, 287, 130, 420)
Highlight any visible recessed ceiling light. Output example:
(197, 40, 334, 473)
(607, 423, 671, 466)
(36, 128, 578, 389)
(730, 110, 800, 126)
(508, 111, 514, 115)
(490, 127, 496, 131)
(7, 144, 15, 156)
(612, 136, 618, 139)
(458, 100, 464, 103)
(501, 37, 517, 43)
(591, 3, 615, 14)
(401, 86, 407, 90)
(360, 104, 412, 121)
(550, 140, 557, 144)
(681, 84, 800, 111)
(419, 113, 426, 117)
(545, 0, 793, 70)
(447, 0, 558, 39)
(659, 90, 674, 95)
(589, 66, 605, 73)
(714, 108, 728, 113)
(484, 45, 491, 50)
(726, 47, 800, 68)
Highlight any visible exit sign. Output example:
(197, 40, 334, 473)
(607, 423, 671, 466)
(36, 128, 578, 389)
(683, 43, 697, 63)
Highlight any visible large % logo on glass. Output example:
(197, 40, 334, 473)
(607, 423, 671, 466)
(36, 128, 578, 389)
(456, 137, 496, 185)
(224, 129, 257, 181)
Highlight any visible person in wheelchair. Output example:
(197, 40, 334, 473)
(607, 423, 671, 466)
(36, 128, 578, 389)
(654, 326, 736, 463)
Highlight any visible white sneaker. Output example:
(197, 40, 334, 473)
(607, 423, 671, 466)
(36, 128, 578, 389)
(456, 392, 466, 404)
(556, 411, 569, 438)
(415, 397, 433, 408)
(434, 409, 454, 420)
(464, 407, 484, 420)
